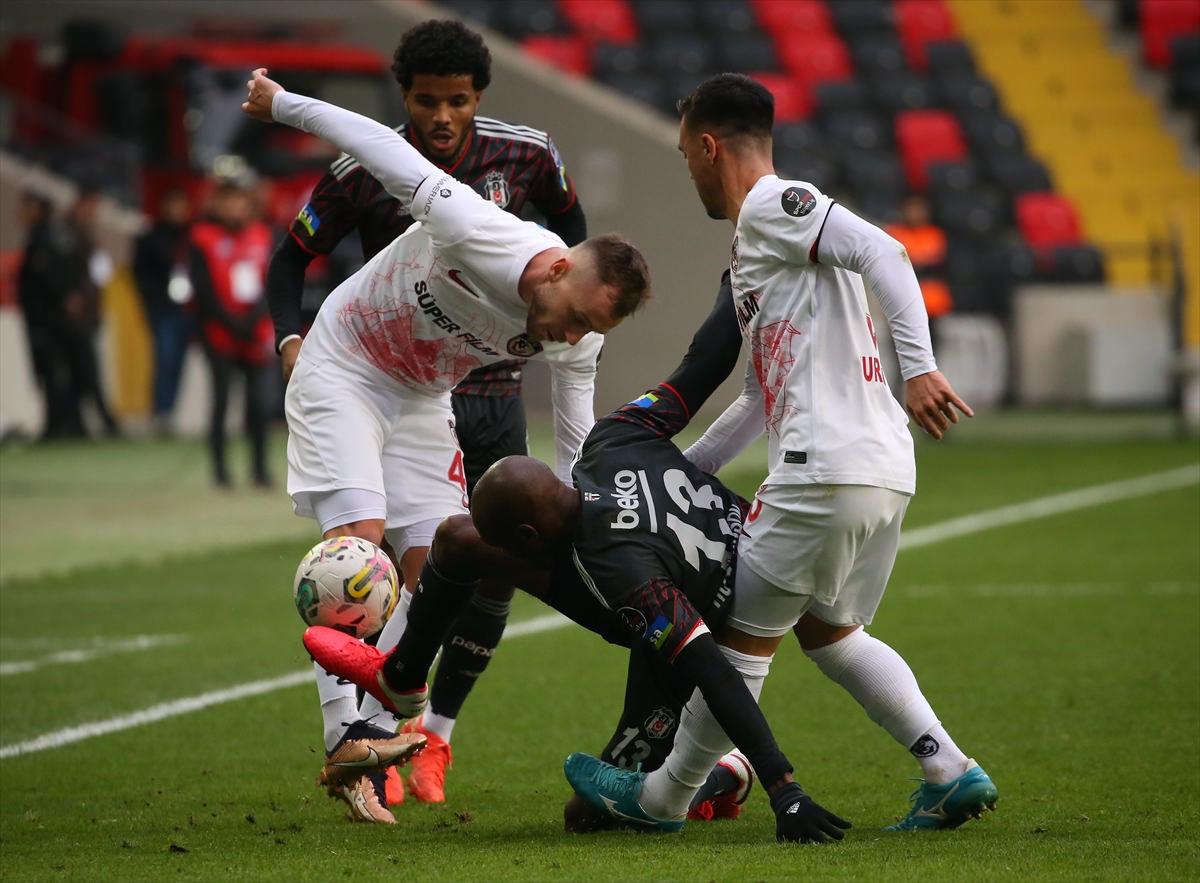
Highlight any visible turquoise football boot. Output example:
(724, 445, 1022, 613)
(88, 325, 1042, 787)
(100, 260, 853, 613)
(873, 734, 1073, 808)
(886, 759, 998, 830)
(563, 753, 685, 833)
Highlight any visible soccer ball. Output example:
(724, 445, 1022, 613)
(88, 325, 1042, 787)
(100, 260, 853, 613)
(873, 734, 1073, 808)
(293, 537, 398, 639)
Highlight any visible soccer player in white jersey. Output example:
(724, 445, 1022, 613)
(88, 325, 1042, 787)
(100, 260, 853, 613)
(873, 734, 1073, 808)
(595, 73, 997, 832)
(241, 70, 651, 822)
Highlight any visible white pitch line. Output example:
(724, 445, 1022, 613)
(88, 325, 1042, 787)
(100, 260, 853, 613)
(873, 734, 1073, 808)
(900, 464, 1199, 550)
(2, 464, 1196, 760)
(0, 634, 187, 677)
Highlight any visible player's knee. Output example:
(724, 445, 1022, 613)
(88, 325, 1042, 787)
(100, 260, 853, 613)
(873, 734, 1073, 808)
(430, 515, 480, 580)
(323, 519, 385, 547)
(794, 613, 860, 651)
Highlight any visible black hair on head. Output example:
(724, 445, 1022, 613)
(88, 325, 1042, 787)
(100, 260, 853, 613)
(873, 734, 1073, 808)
(677, 73, 774, 139)
(392, 19, 492, 91)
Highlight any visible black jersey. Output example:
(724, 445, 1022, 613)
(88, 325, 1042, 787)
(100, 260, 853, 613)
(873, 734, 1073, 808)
(568, 383, 745, 659)
(288, 116, 578, 396)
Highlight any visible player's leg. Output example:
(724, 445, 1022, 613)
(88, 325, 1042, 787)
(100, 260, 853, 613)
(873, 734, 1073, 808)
(796, 487, 996, 829)
(241, 358, 271, 487)
(410, 393, 525, 800)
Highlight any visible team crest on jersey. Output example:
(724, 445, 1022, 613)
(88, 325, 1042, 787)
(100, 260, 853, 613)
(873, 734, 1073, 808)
(617, 606, 648, 636)
(644, 707, 676, 740)
(483, 170, 510, 208)
(506, 333, 542, 357)
(781, 187, 816, 218)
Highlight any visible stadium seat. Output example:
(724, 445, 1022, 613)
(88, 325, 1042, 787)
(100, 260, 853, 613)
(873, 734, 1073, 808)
(869, 71, 936, 112)
(775, 149, 839, 191)
(1140, 0, 1200, 68)
(937, 75, 1001, 114)
(558, 0, 638, 45)
(828, 0, 895, 35)
(593, 71, 666, 110)
(895, 110, 968, 190)
(849, 34, 908, 78)
(592, 41, 644, 77)
(895, 0, 958, 71)
(926, 39, 977, 79)
(754, 73, 812, 122)
(775, 31, 854, 84)
(716, 34, 779, 73)
(814, 80, 870, 114)
(1043, 245, 1107, 283)
(842, 149, 907, 201)
(984, 154, 1054, 196)
(927, 159, 979, 196)
(751, 0, 835, 38)
(698, 0, 759, 33)
(932, 189, 1005, 241)
(633, 0, 696, 34)
(774, 120, 825, 153)
(434, 0, 501, 28)
(1015, 192, 1083, 248)
(521, 35, 592, 76)
(499, 0, 567, 37)
(648, 34, 715, 75)
(824, 107, 892, 151)
(959, 110, 1026, 155)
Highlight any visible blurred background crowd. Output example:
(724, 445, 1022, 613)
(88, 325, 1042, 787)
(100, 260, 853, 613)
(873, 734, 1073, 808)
(1, 0, 1197, 486)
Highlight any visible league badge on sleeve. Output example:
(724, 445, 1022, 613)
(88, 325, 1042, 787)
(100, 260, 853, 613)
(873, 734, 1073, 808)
(549, 139, 569, 192)
(781, 187, 816, 218)
(297, 203, 321, 236)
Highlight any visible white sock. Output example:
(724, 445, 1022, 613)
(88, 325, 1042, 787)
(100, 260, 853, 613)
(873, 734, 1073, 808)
(639, 647, 772, 820)
(314, 661, 359, 752)
(804, 628, 968, 784)
(357, 589, 412, 729)
(422, 711, 456, 743)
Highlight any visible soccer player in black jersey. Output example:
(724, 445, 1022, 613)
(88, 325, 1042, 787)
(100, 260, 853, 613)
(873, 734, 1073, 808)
(266, 20, 588, 812)
(305, 273, 852, 844)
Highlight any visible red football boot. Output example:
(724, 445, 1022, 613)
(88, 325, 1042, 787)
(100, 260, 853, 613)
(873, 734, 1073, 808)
(687, 750, 755, 821)
(403, 718, 452, 804)
(303, 626, 429, 719)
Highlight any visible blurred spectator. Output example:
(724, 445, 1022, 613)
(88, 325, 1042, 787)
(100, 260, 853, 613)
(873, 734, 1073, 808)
(17, 192, 77, 440)
(886, 194, 953, 321)
(189, 169, 275, 488)
(133, 188, 193, 435)
(61, 187, 121, 438)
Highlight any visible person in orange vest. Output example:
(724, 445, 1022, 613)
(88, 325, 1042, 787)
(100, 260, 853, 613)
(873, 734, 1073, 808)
(885, 195, 953, 322)
(188, 169, 275, 488)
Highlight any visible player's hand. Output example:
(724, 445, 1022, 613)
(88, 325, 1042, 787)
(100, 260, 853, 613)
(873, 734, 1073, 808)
(771, 782, 851, 844)
(280, 337, 302, 384)
(905, 370, 973, 440)
(242, 68, 282, 122)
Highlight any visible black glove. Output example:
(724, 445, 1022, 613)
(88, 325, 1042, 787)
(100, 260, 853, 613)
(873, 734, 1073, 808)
(771, 782, 852, 844)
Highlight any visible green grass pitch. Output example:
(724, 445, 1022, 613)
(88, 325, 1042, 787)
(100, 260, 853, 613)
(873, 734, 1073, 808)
(0, 425, 1197, 881)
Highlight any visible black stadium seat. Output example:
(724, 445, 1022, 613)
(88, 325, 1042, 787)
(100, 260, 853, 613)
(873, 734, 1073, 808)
(649, 34, 716, 75)
(698, 0, 758, 34)
(926, 40, 977, 79)
(814, 80, 871, 115)
(927, 160, 980, 196)
(938, 76, 1001, 115)
(829, 0, 894, 35)
(775, 150, 840, 192)
(594, 71, 667, 111)
(434, 0, 500, 28)
(850, 35, 908, 77)
(932, 188, 1005, 241)
(869, 72, 936, 112)
(984, 154, 1054, 196)
(774, 121, 826, 154)
(1044, 245, 1106, 283)
(633, 0, 696, 34)
(593, 42, 645, 78)
(498, 0, 566, 37)
(959, 110, 1027, 154)
(822, 108, 892, 151)
(841, 149, 906, 200)
(716, 34, 778, 73)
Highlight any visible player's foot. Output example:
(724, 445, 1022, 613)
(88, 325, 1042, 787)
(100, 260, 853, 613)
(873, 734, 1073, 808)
(403, 718, 452, 804)
(886, 759, 998, 831)
(303, 626, 429, 719)
(563, 793, 624, 833)
(384, 765, 405, 806)
(687, 750, 754, 821)
(320, 719, 427, 788)
(319, 768, 395, 824)
(563, 753, 684, 833)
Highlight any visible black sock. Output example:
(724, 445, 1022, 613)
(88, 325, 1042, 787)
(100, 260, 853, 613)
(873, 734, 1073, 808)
(688, 764, 741, 810)
(429, 592, 511, 719)
(383, 558, 476, 692)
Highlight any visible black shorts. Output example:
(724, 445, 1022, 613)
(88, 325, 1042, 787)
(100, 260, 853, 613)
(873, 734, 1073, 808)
(450, 393, 528, 495)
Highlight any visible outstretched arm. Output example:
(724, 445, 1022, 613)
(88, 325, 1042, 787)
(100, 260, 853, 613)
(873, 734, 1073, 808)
(242, 68, 439, 210)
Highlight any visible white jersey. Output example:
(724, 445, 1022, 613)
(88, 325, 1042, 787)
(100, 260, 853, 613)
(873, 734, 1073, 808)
(301, 171, 598, 395)
(272, 90, 601, 478)
(731, 175, 915, 494)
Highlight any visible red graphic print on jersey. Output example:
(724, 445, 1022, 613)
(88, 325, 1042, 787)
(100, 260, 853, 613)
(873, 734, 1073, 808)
(751, 319, 803, 434)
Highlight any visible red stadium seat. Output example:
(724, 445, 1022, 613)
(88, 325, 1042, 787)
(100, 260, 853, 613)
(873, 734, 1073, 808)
(521, 35, 592, 77)
(558, 0, 639, 45)
(776, 31, 854, 85)
(894, 110, 968, 190)
(752, 73, 813, 122)
(895, 0, 958, 71)
(1141, 0, 1200, 68)
(751, 0, 835, 37)
(1014, 192, 1084, 248)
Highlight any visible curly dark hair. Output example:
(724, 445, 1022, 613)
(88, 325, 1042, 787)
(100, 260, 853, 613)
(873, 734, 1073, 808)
(392, 20, 492, 91)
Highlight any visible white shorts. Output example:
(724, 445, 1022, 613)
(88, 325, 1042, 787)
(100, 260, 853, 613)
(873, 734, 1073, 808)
(729, 484, 909, 636)
(285, 355, 469, 541)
